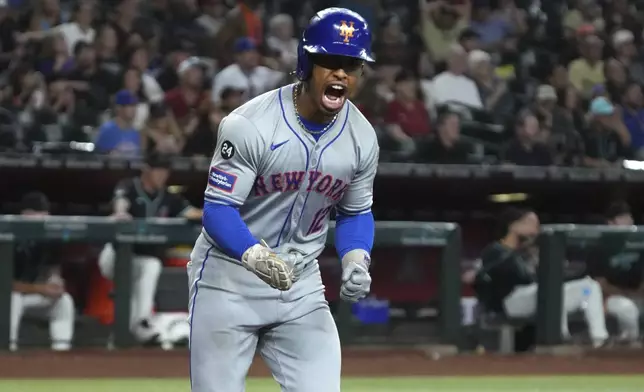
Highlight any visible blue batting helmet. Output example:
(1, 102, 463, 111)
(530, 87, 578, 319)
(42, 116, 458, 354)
(296, 7, 375, 81)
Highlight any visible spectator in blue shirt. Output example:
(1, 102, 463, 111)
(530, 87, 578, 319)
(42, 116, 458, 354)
(621, 82, 644, 159)
(95, 89, 141, 157)
(469, 0, 512, 51)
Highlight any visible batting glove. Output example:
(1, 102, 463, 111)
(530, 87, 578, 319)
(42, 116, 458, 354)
(340, 249, 372, 303)
(242, 240, 295, 291)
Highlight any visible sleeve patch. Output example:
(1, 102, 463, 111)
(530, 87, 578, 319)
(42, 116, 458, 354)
(208, 167, 237, 193)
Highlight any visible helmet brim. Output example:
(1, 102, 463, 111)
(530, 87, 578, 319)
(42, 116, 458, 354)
(303, 43, 375, 63)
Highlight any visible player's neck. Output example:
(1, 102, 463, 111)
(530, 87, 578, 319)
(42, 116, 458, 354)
(500, 236, 518, 250)
(139, 175, 159, 195)
(296, 83, 335, 124)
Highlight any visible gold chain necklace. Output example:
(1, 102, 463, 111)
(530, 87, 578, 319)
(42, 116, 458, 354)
(292, 83, 338, 135)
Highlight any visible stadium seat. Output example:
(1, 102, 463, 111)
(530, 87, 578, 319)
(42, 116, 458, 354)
(477, 306, 531, 354)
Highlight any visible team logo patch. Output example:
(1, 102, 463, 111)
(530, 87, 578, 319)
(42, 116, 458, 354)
(220, 140, 235, 160)
(208, 167, 237, 193)
(339, 20, 355, 43)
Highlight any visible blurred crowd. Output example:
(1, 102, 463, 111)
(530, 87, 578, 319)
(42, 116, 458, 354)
(1, 0, 644, 166)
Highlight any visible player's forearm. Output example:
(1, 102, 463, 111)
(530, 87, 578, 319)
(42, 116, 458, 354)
(203, 201, 260, 260)
(334, 211, 375, 260)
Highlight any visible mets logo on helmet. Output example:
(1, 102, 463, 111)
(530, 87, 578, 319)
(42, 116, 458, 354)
(339, 21, 355, 43)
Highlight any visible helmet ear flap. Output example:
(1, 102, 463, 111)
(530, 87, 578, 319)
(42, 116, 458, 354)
(296, 42, 312, 81)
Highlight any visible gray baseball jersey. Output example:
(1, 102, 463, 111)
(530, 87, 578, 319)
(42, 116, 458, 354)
(188, 84, 378, 392)
(189, 82, 379, 298)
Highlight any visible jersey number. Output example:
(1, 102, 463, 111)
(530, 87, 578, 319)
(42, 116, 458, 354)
(220, 140, 235, 160)
(307, 206, 333, 236)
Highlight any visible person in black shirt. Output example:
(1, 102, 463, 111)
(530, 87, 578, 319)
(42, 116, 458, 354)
(98, 153, 202, 343)
(418, 111, 470, 164)
(475, 207, 609, 347)
(582, 97, 632, 167)
(587, 202, 642, 345)
(500, 111, 553, 166)
(11, 192, 75, 352)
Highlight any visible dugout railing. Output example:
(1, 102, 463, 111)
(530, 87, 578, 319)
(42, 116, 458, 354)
(536, 224, 644, 346)
(0, 216, 463, 351)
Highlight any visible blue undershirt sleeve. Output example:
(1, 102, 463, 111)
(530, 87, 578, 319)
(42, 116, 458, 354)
(202, 200, 259, 260)
(334, 211, 375, 260)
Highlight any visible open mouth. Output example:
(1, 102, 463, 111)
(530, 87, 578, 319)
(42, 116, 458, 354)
(321, 83, 347, 112)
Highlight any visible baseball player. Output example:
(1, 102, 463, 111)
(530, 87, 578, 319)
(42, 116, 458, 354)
(188, 8, 378, 392)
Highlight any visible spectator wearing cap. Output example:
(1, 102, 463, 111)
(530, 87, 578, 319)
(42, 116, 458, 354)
(469, 49, 514, 123)
(620, 82, 644, 158)
(535, 85, 584, 165)
(383, 71, 431, 157)
(501, 110, 553, 166)
(429, 44, 483, 110)
(11, 192, 75, 352)
(604, 0, 641, 41)
(165, 56, 210, 133)
(141, 102, 184, 155)
(532, 85, 558, 132)
(96, 153, 202, 344)
(266, 13, 298, 70)
(211, 37, 284, 107)
(417, 111, 470, 164)
(569, 35, 605, 99)
(582, 96, 631, 167)
(419, 0, 470, 64)
(94, 89, 141, 157)
(612, 29, 644, 86)
(156, 39, 196, 92)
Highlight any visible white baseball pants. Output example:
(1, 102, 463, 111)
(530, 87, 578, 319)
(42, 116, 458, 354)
(504, 276, 609, 345)
(605, 295, 641, 341)
(98, 243, 162, 327)
(10, 291, 75, 350)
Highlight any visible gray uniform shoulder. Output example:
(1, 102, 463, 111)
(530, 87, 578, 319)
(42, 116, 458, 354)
(229, 87, 284, 136)
(346, 100, 377, 141)
(345, 100, 379, 160)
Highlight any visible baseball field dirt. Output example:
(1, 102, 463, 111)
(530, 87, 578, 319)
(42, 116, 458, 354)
(0, 347, 642, 378)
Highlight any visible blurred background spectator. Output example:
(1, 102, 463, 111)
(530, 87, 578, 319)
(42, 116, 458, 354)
(0, 0, 642, 162)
